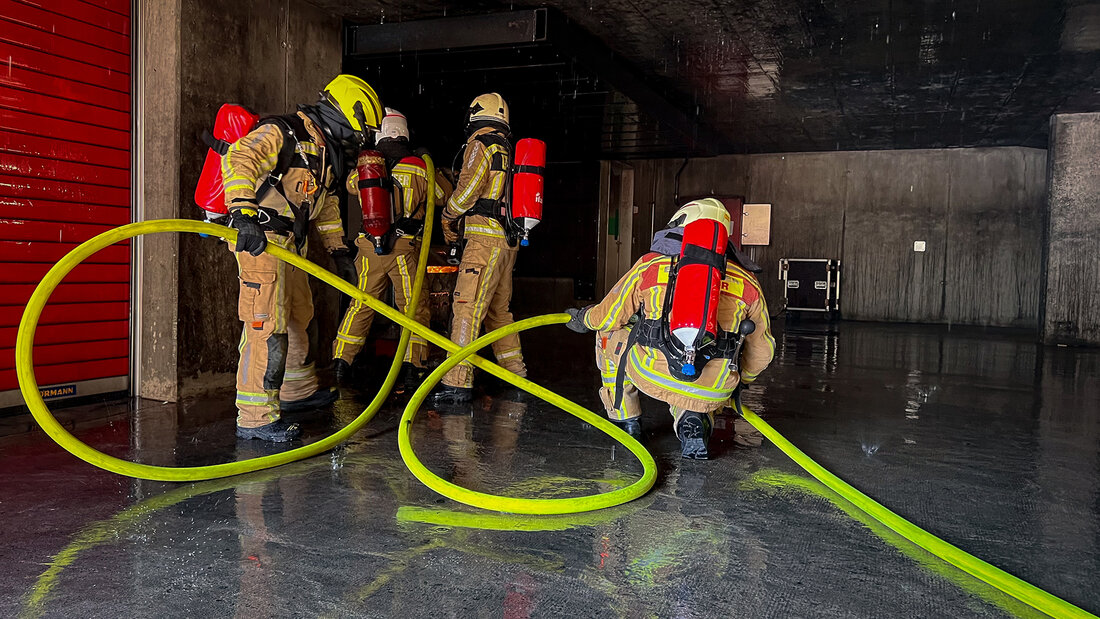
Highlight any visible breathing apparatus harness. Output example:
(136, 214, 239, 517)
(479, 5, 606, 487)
(357, 140, 431, 256)
(612, 229, 757, 410)
(455, 124, 528, 248)
(203, 111, 337, 253)
(379, 139, 427, 240)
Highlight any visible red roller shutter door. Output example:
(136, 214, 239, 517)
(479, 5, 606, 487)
(0, 0, 131, 406)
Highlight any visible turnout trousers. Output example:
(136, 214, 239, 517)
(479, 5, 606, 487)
(596, 326, 717, 430)
(331, 236, 431, 368)
(234, 233, 319, 428)
(441, 236, 527, 388)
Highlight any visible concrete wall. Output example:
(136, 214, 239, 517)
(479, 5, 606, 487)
(616, 147, 1046, 328)
(137, 0, 342, 400)
(1043, 113, 1100, 345)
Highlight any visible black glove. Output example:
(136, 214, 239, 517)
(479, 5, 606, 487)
(565, 306, 592, 333)
(229, 209, 267, 256)
(331, 247, 358, 284)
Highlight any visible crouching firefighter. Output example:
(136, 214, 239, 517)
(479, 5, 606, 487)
(218, 75, 384, 442)
(564, 199, 776, 459)
(430, 93, 530, 404)
(331, 108, 450, 391)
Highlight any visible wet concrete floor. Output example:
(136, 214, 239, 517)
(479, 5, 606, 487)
(1, 321, 1098, 617)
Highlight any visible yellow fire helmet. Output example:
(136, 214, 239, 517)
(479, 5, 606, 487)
(467, 92, 510, 128)
(668, 198, 732, 237)
(321, 74, 384, 133)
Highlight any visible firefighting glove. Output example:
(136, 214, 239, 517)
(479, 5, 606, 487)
(229, 208, 267, 256)
(441, 215, 460, 244)
(331, 246, 358, 285)
(565, 306, 593, 333)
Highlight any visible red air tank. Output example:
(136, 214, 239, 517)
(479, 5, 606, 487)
(356, 149, 393, 254)
(511, 138, 546, 246)
(194, 104, 260, 216)
(667, 218, 728, 376)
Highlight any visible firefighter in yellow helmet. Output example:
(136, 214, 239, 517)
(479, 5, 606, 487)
(430, 93, 526, 404)
(224, 74, 383, 442)
(564, 199, 776, 459)
(331, 108, 452, 391)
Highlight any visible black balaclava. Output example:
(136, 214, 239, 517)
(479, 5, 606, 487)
(376, 137, 412, 168)
(299, 102, 364, 176)
(466, 118, 510, 139)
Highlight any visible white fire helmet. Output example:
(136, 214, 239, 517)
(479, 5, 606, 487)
(378, 107, 409, 141)
(668, 198, 732, 237)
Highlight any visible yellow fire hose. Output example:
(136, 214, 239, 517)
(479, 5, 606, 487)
(736, 407, 1094, 618)
(12, 154, 1093, 615)
(15, 157, 659, 507)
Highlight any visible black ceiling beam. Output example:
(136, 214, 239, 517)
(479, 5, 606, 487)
(346, 9, 735, 156)
(543, 11, 732, 156)
(347, 9, 548, 55)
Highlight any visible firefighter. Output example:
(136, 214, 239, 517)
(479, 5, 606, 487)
(564, 199, 776, 459)
(225, 74, 383, 442)
(430, 93, 526, 404)
(331, 108, 451, 391)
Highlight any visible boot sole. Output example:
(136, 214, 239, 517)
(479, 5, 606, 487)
(679, 417, 711, 459)
(236, 429, 299, 442)
(429, 391, 472, 404)
(680, 436, 710, 459)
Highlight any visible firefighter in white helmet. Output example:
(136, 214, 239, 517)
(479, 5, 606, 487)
(332, 108, 451, 391)
(564, 198, 776, 459)
(224, 74, 383, 442)
(430, 93, 527, 404)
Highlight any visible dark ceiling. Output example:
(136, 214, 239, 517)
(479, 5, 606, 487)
(323, 0, 1100, 158)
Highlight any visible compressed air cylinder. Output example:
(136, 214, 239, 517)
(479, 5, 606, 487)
(194, 104, 260, 216)
(356, 150, 393, 253)
(511, 138, 546, 246)
(668, 218, 728, 375)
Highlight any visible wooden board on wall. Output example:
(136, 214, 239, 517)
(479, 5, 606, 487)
(742, 203, 771, 246)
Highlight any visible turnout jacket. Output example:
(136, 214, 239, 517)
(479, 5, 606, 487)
(583, 254, 776, 412)
(221, 111, 345, 252)
(443, 126, 512, 248)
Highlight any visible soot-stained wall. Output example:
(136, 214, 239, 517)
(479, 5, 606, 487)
(617, 147, 1046, 328)
(1043, 113, 1100, 345)
(174, 0, 343, 391)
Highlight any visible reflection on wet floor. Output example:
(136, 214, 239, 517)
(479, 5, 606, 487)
(1, 321, 1097, 617)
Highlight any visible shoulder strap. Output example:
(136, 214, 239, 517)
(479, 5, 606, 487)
(256, 115, 306, 174)
(614, 324, 643, 412)
(253, 115, 313, 252)
(473, 132, 512, 172)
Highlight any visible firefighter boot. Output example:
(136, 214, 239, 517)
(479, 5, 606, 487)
(333, 359, 353, 386)
(429, 385, 473, 405)
(677, 411, 712, 460)
(236, 419, 301, 443)
(281, 386, 339, 413)
(398, 363, 426, 394)
(611, 418, 644, 442)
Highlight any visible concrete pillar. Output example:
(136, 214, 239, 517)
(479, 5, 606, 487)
(135, 0, 183, 401)
(1042, 113, 1100, 345)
